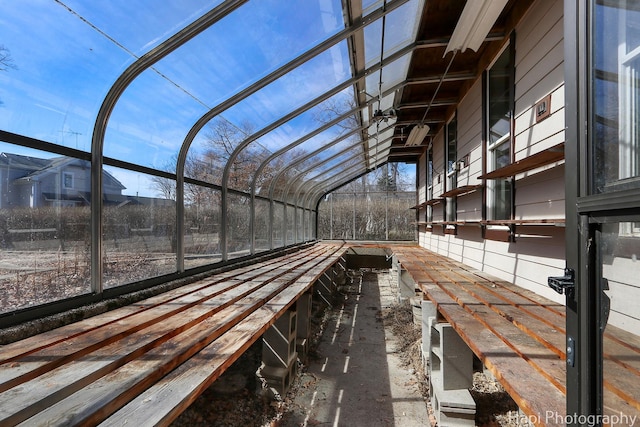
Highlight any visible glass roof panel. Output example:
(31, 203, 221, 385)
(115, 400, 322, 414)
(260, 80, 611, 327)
(214, 45, 351, 139)
(304, 150, 365, 183)
(363, 0, 422, 68)
(363, 0, 384, 14)
(148, 0, 345, 109)
(0, 1, 131, 150)
(224, 88, 353, 189)
(380, 0, 423, 57)
(304, 164, 367, 200)
(270, 139, 363, 201)
(59, 0, 223, 56)
(103, 0, 348, 171)
(253, 121, 360, 195)
(2, 0, 425, 195)
(104, 68, 209, 170)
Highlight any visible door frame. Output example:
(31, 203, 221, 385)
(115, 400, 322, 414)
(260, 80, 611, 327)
(565, 0, 640, 422)
(565, 0, 592, 418)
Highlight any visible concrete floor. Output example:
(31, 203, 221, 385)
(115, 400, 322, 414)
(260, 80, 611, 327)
(280, 269, 430, 427)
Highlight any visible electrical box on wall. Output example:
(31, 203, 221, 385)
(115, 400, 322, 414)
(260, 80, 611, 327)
(535, 93, 552, 123)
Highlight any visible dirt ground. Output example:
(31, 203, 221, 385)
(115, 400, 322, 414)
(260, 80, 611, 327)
(172, 268, 532, 427)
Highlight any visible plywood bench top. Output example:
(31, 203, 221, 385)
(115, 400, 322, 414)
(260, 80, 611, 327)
(0, 242, 347, 426)
(392, 244, 640, 425)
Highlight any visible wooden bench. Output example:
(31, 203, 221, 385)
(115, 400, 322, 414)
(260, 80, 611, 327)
(392, 244, 640, 426)
(0, 242, 347, 426)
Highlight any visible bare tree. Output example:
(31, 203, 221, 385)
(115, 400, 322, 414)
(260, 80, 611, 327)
(0, 45, 16, 106)
(313, 96, 359, 132)
(0, 45, 16, 72)
(202, 118, 262, 192)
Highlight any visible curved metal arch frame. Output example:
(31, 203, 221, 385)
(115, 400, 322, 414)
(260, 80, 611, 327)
(299, 134, 396, 214)
(296, 135, 400, 240)
(217, 43, 417, 259)
(311, 166, 380, 237)
(248, 111, 362, 253)
(285, 136, 393, 241)
(280, 139, 384, 244)
(91, 0, 247, 292)
(256, 123, 368, 251)
(273, 129, 374, 204)
(285, 146, 369, 241)
(90, 0, 423, 286)
(293, 134, 392, 206)
(263, 126, 368, 248)
(279, 125, 399, 242)
(174, 0, 412, 265)
(265, 72, 413, 207)
(264, 77, 415, 247)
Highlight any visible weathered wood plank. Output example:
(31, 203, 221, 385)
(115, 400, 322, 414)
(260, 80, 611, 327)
(423, 285, 565, 426)
(427, 282, 566, 393)
(0, 243, 346, 426)
(0, 245, 323, 364)
(101, 250, 345, 426)
(397, 244, 640, 425)
(0, 278, 286, 425)
(0, 244, 329, 387)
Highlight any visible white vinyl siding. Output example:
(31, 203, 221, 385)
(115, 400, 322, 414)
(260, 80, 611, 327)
(418, 0, 566, 303)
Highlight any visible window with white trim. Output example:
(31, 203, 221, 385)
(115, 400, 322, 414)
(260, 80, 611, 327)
(485, 42, 513, 221)
(426, 146, 433, 224)
(445, 114, 457, 223)
(62, 172, 74, 190)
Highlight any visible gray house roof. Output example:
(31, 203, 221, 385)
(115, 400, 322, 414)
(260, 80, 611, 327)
(0, 152, 126, 191)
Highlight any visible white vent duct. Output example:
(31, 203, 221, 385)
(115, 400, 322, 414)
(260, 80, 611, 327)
(445, 0, 509, 55)
(404, 125, 430, 146)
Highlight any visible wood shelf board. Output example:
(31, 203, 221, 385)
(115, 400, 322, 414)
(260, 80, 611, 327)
(482, 219, 565, 226)
(478, 143, 565, 180)
(440, 185, 482, 198)
(411, 198, 444, 209)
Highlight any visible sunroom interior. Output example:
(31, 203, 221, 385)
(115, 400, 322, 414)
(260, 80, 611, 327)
(3, 0, 640, 425)
(0, 0, 535, 320)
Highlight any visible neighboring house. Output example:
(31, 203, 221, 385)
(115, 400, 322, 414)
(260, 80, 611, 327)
(0, 152, 174, 209)
(0, 153, 125, 208)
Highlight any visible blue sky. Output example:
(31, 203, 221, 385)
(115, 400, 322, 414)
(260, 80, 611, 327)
(0, 0, 418, 197)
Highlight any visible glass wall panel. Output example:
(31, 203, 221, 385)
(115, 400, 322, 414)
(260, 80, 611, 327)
(593, 2, 640, 193)
(304, 209, 312, 241)
(227, 193, 250, 259)
(0, 143, 92, 313)
(254, 198, 270, 253)
(600, 222, 640, 422)
(184, 184, 221, 269)
(319, 192, 354, 240)
(103, 68, 208, 168)
(102, 167, 176, 288)
(317, 163, 416, 241)
(0, 2, 129, 150)
(310, 211, 317, 241)
(286, 204, 296, 246)
(273, 201, 285, 248)
(296, 207, 304, 243)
